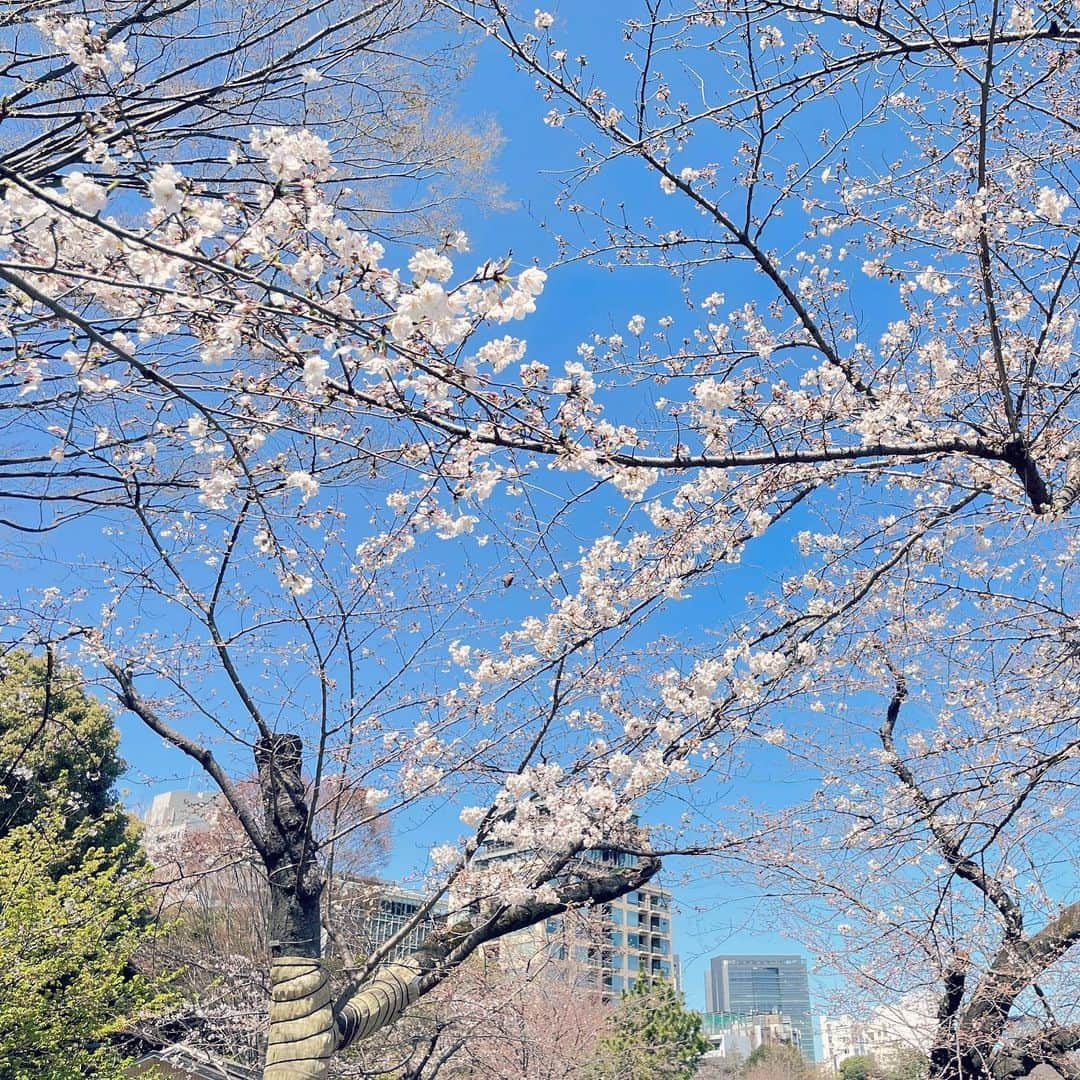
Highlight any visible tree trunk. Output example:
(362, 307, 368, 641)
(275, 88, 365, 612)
(250, 730, 663, 1077)
(255, 734, 334, 1080)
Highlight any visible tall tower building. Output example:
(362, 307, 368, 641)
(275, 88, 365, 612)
(705, 954, 814, 1060)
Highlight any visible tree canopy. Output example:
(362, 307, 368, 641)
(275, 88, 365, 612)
(2, 2, 1080, 1078)
(0, 648, 128, 851)
(589, 977, 710, 1080)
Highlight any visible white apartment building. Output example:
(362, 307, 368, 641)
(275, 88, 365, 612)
(819, 991, 937, 1071)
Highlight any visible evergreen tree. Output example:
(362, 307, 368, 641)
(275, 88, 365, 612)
(590, 977, 710, 1080)
(0, 650, 164, 1075)
(0, 648, 130, 856)
(0, 810, 163, 1079)
(840, 1055, 883, 1080)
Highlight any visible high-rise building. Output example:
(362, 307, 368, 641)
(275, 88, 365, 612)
(547, 877, 677, 995)
(336, 878, 448, 960)
(705, 954, 814, 1060)
(470, 843, 678, 996)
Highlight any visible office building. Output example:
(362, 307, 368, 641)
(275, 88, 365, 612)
(336, 878, 448, 960)
(705, 954, 814, 1060)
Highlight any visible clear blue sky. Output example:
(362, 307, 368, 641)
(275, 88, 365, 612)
(106, 0, 887, 1019)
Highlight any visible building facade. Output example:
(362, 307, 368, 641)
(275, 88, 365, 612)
(818, 991, 936, 1072)
(471, 843, 678, 995)
(705, 955, 814, 1060)
(700, 1011, 803, 1063)
(141, 789, 221, 858)
(560, 878, 677, 995)
(336, 878, 448, 960)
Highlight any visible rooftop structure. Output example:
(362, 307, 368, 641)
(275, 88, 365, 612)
(700, 1011, 804, 1062)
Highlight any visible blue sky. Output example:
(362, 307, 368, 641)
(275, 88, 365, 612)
(100, 0, 901, 1019)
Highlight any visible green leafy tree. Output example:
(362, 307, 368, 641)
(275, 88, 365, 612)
(840, 1055, 882, 1080)
(0, 648, 131, 857)
(0, 810, 164, 1079)
(886, 1050, 929, 1080)
(590, 977, 710, 1080)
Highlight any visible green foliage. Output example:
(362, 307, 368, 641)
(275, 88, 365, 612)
(0, 651, 167, 1076)
(0, 810, 164, 1079)
(840, 1055, 881, 1080)
(885, 1050, 928, 1080)
(590, 977, 710, 1080)
(740, 1042, 809, 1080)
(0, 649, 132, 860)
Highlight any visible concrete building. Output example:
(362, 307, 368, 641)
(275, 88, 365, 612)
(701, 1011, 803, 1063)
(564, 877, 677, 995)
(335, 878, 448, 960)
(705, 955, 814, 1060)
(141, 789, 221, 858)
(471, 843, 678, 996)
(819, 991, 936, 1072)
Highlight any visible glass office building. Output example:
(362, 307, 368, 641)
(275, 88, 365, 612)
(705, 954, 815, 1060)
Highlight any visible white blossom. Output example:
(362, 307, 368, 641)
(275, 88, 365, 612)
(147, 163, 185, 215)
(63, 172, 107, 215)
(250, 127, 333, 181)
(302, 354, 329, 393)
(758, 25, 784, 49)
(285, 470, 319, 502)
(1035, 186, 1070, 223)
(408, 248, 454, 283)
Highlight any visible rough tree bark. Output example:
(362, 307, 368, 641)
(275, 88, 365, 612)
(107, 656, 657, 1080)
(882, 675, 1080, 1080)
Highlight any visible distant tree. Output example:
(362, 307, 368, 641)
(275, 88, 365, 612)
(0, 647, 131, 858)
(695, 1057, 741, 1080)
(0, 810, 163, 1080)
(839, 1056, 882, 1080)
(339, 950, 611, 1080)
(885, 1050, 928, 1080)
(740, 1044, 810, 1080)
(590, 977, 710, 1080)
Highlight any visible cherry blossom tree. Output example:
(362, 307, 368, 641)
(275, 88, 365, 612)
(344, 952, 610, 1079)
(0, 4, 663, 1077)
(422, 3, 1080, 1078)
(3, 1, 1080, 1078)
(724, 584, 1080, 1080)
